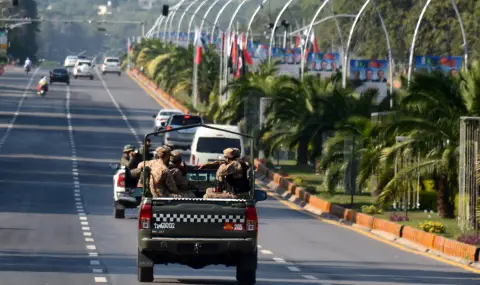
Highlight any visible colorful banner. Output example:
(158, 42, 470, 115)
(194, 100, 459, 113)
(415, 55, 462, 76)
(350, 59, 388, 82)
(307, 52, 341, 72)
(0, 30, 7, 55)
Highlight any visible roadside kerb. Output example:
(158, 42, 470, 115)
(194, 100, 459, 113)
(127, 68, 190, 114)
(254, 159, 480, 265)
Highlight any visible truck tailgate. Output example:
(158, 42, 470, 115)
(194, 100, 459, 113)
(151, 198, 248, 238)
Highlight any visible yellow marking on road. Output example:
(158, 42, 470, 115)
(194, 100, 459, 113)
(127, 71, 170, 109)
(264, 189, 480, 275)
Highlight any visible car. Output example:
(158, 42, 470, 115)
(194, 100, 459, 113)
(152, 109, 184, 132)
(136, 124, 268, 283)
(73, 60, 94, 80)
(49, 68, 70, 85)
(162, 114, 203, 150)
(101, 57, 122, 75)
(190, 124, 244, 165)
(110, 163, 144, 219)
(64, 55, 78, 68)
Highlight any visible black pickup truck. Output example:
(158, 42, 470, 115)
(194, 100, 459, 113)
(136, 124, 267, 284)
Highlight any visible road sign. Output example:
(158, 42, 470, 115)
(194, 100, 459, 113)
(0, 30, 7, 54)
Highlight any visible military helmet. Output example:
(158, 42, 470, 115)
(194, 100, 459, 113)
(170, 150, 183, 162)
(155, 146, 171, 157)
(231, 148, 241, 158)
(123, 144, 136, 153)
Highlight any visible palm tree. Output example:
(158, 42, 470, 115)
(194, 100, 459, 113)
(376, 63, 480, 218)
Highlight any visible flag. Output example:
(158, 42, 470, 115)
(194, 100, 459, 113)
(242, 33, 254, 65)
(193, 28, 202, 65)
(311, 33, 319, 53)
(295, 33, 301, 48)
(231, 33, 238, 67)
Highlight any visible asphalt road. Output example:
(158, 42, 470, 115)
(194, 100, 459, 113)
(0, 66, 479, 285)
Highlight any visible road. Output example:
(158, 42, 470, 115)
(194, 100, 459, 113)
(0, 66, 478, 285)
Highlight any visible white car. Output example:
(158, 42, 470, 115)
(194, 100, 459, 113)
(190, 124, 244, 165)
(152, 109, 184, 132)
(110, 163, 142, 219)
(101, 57, 121, 76)
(73, 60, 94, 80)
(64, 55, 78, 67)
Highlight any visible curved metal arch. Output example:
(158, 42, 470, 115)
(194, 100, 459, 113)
(156, 16, 166, 39)
(187, 0, 211, 45)
(246, 0, 268, 44)
(407, 0, 468, 84)
(200, 0, 224, 37)
(211, 0, 235, 43)
(300, 0, 333, 77)
(373, 1, 393, 101)
(268, 0, 295, 63)
(163, 2, 183, 41)
(289, 14, 355, 35)
(167, 0, 188, 41)
(176, 0, 201, 44)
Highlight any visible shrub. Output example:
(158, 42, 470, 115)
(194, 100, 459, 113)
(389, 213, 409, 222)
(418, 221, 445, 234)
(361, 205, 383, 215)
(293, 177, 306, 185)
(457, 233, 480, 246)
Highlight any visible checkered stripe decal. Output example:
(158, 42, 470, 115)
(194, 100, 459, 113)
(153, 213, 245, 223)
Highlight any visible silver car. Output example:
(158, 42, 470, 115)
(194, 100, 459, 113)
(152, 109, 184, 132)
(163, 114, 203, 150)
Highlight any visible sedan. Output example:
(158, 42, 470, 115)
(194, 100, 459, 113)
(49, 68, 70, 85)
(152, 109, 184, 132)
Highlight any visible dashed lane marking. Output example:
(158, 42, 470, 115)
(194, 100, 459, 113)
(66, 85, 107, 283)
(287, 266, 300, 272)
(302, 275, 318, 280)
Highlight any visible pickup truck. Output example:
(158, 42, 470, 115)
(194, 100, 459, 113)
(136, 124, 267, 284)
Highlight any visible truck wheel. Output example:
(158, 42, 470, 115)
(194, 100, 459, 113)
(236, 252, 257, 285)
(90, 75, 94, 80)
(113, 207, 125, 219)
(137, 266, 154, 282)
(118, 72, 121, 76)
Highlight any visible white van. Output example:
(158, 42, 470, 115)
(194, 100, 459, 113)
(190, 124, 244, 165)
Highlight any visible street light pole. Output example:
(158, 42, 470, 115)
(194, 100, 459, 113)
(199, 0, 223, 35)
(211, 0, 234, 43)
(187, 0, 210, 46)
(176, 0, 200, 45)
(246, 0, 268, 44)
(163, 2, 183, 42)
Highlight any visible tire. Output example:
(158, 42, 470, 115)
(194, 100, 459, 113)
(236, 252, 257, 285)
(118, 72, 121, 76)
(113, 207, 125, 219)
(137, 266, 154, 282)
(90, 75, 94, 80)
(74, 75, 78, 79)
(66, 81, 70, 86)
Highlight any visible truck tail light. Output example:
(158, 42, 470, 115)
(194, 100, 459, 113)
(117, 172, 125, 187)
(245, 207, 258, 232)
(191, 154, 196, 165)
(166, 125, 172, 131)
(138, 203, 152, 229)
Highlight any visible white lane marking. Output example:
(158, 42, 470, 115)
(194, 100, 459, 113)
(95, 69, 141, 145)
(257, 245, 262, 249)
(81, 221, 89, 225)
(0, 68, 39, 150)
(93, 268, 104, 273)
(83, 232, 92, 236)
(90, 260, 101, 265)
(89, 252, 99, 257)
(260, 249, 273, 255)
(273, 257, 287, 263)
(82, 227, 91, 231)
(302, 275, 318, 280)
(287, 266, 300, 272)
(94, 277, 107, 283)
(85, 238, 95, 242)
(86, 245, 96, 250)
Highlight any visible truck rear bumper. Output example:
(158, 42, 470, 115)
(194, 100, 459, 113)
(138, 237, 256, 268)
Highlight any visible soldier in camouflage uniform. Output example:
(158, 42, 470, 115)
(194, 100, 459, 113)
(200, 148, 249, 199)
(168, 150, 196, 198)
(135, 146, 181, 198)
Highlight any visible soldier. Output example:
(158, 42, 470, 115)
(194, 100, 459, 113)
(120, 144, 138, 168)
(168, 150, 196, 198)
(135, 146, 181, 198)
(200, 148, 249, 199)
(138, 138, 153, 161)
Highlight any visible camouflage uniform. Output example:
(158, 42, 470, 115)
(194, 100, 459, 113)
(203, 148, 249, 199)
(135, 146, 181, 198)
(168, 150, 196, 198)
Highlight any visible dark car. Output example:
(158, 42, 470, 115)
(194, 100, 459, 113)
(49, 68, 70, 85)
